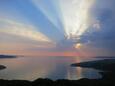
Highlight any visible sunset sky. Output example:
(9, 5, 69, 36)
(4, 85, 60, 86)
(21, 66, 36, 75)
(0, 0, 115, 57)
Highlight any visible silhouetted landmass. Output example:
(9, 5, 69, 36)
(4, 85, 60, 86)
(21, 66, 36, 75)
(0, 65, 6, 70)
(71, 59, 115, 71)
(0, 59, 115, 86)
(95, 56, 115, 59)
(0, 55, 16, 59)
(0, 77, 115, 86)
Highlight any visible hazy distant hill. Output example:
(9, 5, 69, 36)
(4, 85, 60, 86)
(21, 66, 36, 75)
(0, 55, 16, 59)
(95, 56, 115, 59)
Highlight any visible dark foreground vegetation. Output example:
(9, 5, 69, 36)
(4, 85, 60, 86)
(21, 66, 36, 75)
(0, 59, 115, 86)
(0, 76, 115, 86)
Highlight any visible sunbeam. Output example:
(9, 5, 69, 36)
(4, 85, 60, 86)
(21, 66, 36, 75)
(58, 0, 95, 39)
(31, 0, 64, 33)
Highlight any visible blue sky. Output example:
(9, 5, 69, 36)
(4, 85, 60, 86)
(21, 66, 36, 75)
(0, 0, 115, 56)
(0, 0, 64, 41)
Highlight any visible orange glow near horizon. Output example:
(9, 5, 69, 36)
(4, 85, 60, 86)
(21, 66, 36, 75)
(0, 50, 80, 57)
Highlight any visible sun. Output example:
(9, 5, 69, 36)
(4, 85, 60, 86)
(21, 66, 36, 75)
(75, 43, 82, 49)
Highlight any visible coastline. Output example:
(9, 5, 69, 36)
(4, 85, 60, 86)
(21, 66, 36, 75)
(0, 59, 115, 86)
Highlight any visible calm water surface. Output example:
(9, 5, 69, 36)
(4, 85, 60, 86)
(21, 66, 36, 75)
(0, 56, 102, 81)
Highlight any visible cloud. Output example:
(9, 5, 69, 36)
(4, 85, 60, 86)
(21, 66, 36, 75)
(58, 0, 95, 38)
(0, 19, 53, 43)
(79, 0, 115, 55)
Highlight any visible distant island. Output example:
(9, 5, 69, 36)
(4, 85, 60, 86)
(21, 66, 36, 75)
(0, 55, 16, 59)
(0, 55, 15, 71)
